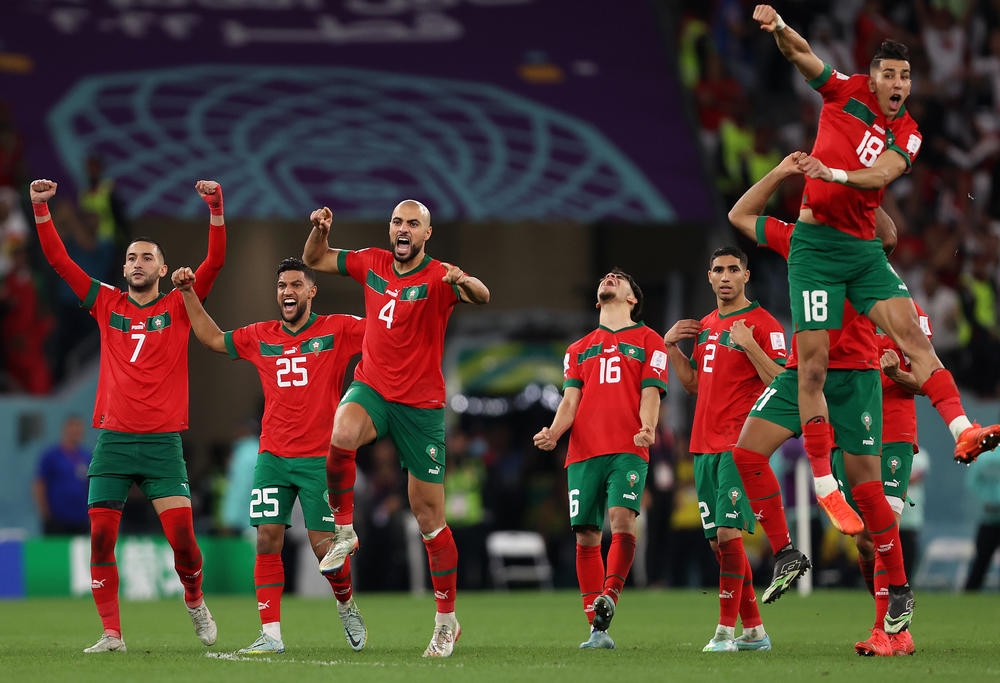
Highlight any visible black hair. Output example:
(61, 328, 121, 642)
(870, 40, 910, 70)
(608, 267, 644, 322)
(709, 246, 748, 269)
(127, 236, 166, 262)
(276, 256, 315, 284)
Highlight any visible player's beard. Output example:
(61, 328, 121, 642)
(281, 299, 308, 325)
(128, 271, 160, 295)
(393, 236, 423, 264)
(597, 289, 616, 305)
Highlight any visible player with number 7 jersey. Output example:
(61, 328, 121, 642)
(29, 177, 225, 655)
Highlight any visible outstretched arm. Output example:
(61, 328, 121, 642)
(191, 180, 227, 300)
(302, 206, 346, 274)
(728, 152, 805, 239)
(442, 262, 490, 304)
(172, 267, 227, 354)
(533, 386, 581, 450)
(29, 179, 92, 300)
(753, 4, 825, 81)
(795, 150, 908, 191)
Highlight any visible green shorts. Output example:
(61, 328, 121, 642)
(565, 453, 647, 528)
(693, 452, 755, 539)
(788, 221, 910, 330)
(749, 368, 882, 456)
(87, 430, 190, 505)
(249, 452, 334, 530)
(832, 443, 912, 516)
(340, 381, 446, 484)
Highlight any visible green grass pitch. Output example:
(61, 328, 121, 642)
(2, 589, 999, 682)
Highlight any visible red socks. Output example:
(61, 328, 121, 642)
(739, 553, 762, 628)
(576, 543, 604, 624)
(423, 526, 458, 613)
(718, 538, 746, 628)
(733, 447, 791, 554)
(325, 554, 353, 603)
(158, 507, 204, 608)
(254, 553, 284, 626)
(802, 420, 834, 478)
(603, 533, 635, 603)
(921, 368, 966, 427)
(852, 481, 906, 586)
(874, 556, 889, 628)
(89, 508, 122, 638)
(326, 446, 357, 525)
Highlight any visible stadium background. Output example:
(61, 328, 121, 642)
(0, 0, 998, 602)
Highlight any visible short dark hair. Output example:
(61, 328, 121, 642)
(127, 237, 165, 262)
(608, 267, 643, 322)
(870, 40, 910, 71)
(709, 246, 748, 269)
(276, 256, 315, 284)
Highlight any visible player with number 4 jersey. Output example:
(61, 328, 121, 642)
(534, 269, 666, 650)
(174, 257, 367, 655)
(665, 247, 785, 653)
(303, 201, 489, 658)
(30, 177, 225, 655)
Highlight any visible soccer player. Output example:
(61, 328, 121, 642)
(302, 202, 489, 657)
(172, 257, 367, 654)
(533, 269, 667, 650)
(753, 6, 999, 512)
(29, 178, 225, 653)
(664, 249, 786, 652)
(727, 154, 914, 645)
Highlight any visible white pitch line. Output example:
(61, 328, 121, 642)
(206, 652, 463, 668)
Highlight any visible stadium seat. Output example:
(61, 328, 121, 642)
(486, 531, 554, 589)
(914, 536, 975, 590)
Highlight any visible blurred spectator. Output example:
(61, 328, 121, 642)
(914, 268, 963, 370)
(957, 246, 1000, 395)
(218, 422, 260, 534)
(0, 186, 27, 279)
(644, 412, 677, 586)
(1, 242, 53, 393)
(79, 155, 129, 252)
(444, 429, 490, 589)
(965, 446, 1000, 590)
(0, 102, 25, 188)
(898, 447, 928, 579)
(667, 441, 717, 587)
(356, 440, 408, 591)
(33, 415, 91, 534)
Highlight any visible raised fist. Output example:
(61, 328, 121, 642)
(196, 180, 223, 214)
(171, 266, 196, 291)
(310, 206, 333, 234)
(30, 179, 58, 203)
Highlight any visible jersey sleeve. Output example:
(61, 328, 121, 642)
(342, 315, 365, 356)
(336, 248, 371, 285)
(753, 313, 788, 364)
(755, 216, 793, 260)
(887, 116, 922, 169)
(807, 64, 858, 101)
(223, 324, 256, 361)
(192, 222, 226, 300)
(562, 343, 582, 392)
(34, 208, 94, 302)
(642, 331, 669, 395)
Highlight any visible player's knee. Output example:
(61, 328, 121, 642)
(255, 526, 284, 554)
(330, 422, 361, 450)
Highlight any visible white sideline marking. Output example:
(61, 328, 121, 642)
(206, 652, 462, 668)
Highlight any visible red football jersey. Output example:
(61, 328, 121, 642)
(83, 281, 194, 433)
(225, 313, 364, 458)
(879, 301, 931, 447)
(756, 215, 880, 370)
(802, 64, 922, 239)
(562, 323, 668, 465)
(689, 302, 787, 453)
(337, 248, 460, 408)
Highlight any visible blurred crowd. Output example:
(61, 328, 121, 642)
(681, 0, 1000, 397)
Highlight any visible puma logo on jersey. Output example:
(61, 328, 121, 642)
(386, 288, 400, 297)
(131, 323, 145, 330)
(428, 466, 441, 475)
(709, 333, 720, 341)
(604, 346, 616, 353)
(622, 492, 637, 501)
(284, 348, 296, 355)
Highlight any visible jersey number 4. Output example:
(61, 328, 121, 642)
(379, 299, 396, 329)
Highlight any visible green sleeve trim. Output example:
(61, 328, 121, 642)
(755, 216, 769, 246)
(563, 378, 583, 392)
(224, 331, 240, 360)
(641, 378, 667, 394)
(888, 144, 912, 168)
(336, 249, 349, 275)
(807, 62, 833, 90)
(80, 278, 100, 309)
(689, 355, 697, 369)
(452, 283, 464, 302)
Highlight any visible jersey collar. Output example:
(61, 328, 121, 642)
(281, 312, 318, 337)
(127, 292, 165, 308)
(392, 253, 432, 279)
(598, 321, 645, 333)
(717, 301, 759, 319)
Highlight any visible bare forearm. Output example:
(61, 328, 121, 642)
(638, 387, 661, 431)
(666, 346, 698, 394)
(456, 274, 490, 304)
(180, 289, 226, 353)
(548, 393, 580, 441)
(886, 369, 924, 395)
(773, 26, 824, 80)
(742, 339, 784, 385)
(729, 166, 797, 238)
(302, 227, 340, 272)
(843, 164, 903, 190)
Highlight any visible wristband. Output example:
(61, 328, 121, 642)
(32, 202, 50, 219)
(201, 185, 224, 215)
(830, 168, 848, 184)
(774, 13, 787, 31)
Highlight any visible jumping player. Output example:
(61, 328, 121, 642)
(30, 178, 225, 653)
(533, 269, 667, 650)
(664, 248, 786, 652)
(303, 202, 489, 657)
(172, 257, 367, 654)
